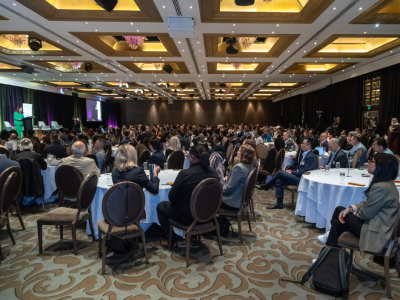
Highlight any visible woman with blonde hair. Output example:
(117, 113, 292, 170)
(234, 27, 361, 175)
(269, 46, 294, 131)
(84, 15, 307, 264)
(35, 129, 43, 142)
(112, 144, 160, 193)
(165, 136, 181, 159)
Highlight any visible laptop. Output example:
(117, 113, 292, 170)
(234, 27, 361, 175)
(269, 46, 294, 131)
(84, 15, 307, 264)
(315, 147, 324, 156)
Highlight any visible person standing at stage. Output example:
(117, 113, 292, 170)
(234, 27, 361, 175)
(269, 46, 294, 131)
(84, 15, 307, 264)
(387, 118, 400, 154)
(13, 106, 24, 138)
(73, 117, 81, 133)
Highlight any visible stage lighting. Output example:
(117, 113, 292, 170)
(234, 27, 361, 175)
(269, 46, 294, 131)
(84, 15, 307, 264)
(28, 37, 42, 51)
(126, 83, 129, 88)
(179, 83, 187, 89)
(165, 83, 170, 88)
(220, 83, 226, 88)
(225, 37, 238, 55)
(106, 89, 112, 94)
(163, 63, 173, 74)
(235, 0, 255, 6)
(84, 62, 93, 72)
(85, 83, 92, 89)
(122, 94, 127, 98)
(94, 0, 118, 12)
(189, 93, 194, 98)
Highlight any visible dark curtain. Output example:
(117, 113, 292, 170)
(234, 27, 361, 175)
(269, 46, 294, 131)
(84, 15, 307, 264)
(303, 88, 329, 129)
(379, 63, 400, 136)
(281, 94, 302, 128)
(101, 101, 121, 128)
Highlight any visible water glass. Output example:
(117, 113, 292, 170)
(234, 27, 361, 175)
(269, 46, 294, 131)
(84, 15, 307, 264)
(13, 142, 18, 150)
(143, 162, 148, 170)
(336, 162, 340, 172)
(182, 146, 185, 152)
(164, 162, 168, 170)
(325, 165, 330, 175)
(364, 162, 369, 173)
(340, 172, 345, 185)
(107, 174, 113, 187)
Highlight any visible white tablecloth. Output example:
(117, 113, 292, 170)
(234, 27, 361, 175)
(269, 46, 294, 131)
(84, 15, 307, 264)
(41, 164, 60, 202)
(87, 170, 180, 238)
(183, 157, 190, 169)
(295, 169, 400, 232)
(282, 151, 330, 171)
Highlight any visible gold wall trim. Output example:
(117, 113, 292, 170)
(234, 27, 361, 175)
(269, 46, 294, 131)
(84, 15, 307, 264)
(304, 34, 400, 58)
(204, 34, 299, 58)
(0, 15, 8, 20)
(69, 32, 180, 58)
(25, 60, 115, 73)
(118, 61, 190, 74)
(350, 0, 400, 24)
(281, 62, 358, 74)
(15, 0, 163, 22)
(199, 0, 335, 24)
(207, 62, 270, 74)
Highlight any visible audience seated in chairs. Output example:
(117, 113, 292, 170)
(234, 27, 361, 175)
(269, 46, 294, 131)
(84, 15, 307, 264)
(119, 131, 133, 146)
(258, 138, 318, 209)
(78, 127, 89, 142)
(112, 144, 160, 193)
(261, 138, 285, 173)
(210, 135, 226, 161)
(60, 141, 100, 178)
(221, 144, 255, 210)
(165, 136, 181, 160)
(283, 132, 293, 150)
(13, 138, 47, 170)
(147, 137, 166, 168)
(0, 150, 20, 174)
(156, 144, 219, 249)
(243, 139, 259, 170)
(64, 133, 75, 147)
(42, 132, 68, 159)
(0, 129, 9, 142)
(4, 133, 20, 151)
(92, 138, 106, 172)
(25, 129, 39, 144)
(319, 138, 348, 169)
(372, 137, 394, 155)
(343, 134, 367, 168)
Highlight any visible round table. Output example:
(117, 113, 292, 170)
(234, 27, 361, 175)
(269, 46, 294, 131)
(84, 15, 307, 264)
(282, 151, 330, 170)
(41, 161, 61, 203)
(87, 170, 181, 238)
(295, 168, 400, 233)
(264, 142, 274, 150)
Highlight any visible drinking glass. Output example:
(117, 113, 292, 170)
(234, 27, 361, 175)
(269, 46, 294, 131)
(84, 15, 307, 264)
(182, 146, 185, 152)
(164, 162, 168, 170)
(325, 165, 330, 175)
(336, 162, 340, 172)
(107, 174, 113, 187)
(143, 162, 148, 170)
(340, 172, 345, 185)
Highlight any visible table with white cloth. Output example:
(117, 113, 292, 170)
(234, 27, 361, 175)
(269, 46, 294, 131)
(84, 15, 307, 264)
(264, 143, 274, 150)
(87, 170, 181, 239)
(282, 151, 330, 171)
(41, 161, 60, 203)
(295, 168, 400, 233)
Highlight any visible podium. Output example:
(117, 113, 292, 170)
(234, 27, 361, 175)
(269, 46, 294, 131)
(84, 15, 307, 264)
(22, 116, 35, 137)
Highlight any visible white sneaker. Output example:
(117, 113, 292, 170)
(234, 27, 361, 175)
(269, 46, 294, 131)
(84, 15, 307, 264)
(318, 231, 329, 244)
(312, 259, 317, 264)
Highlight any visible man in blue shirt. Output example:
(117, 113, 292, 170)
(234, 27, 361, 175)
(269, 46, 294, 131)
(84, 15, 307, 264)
(257, 139, 318, 209)
(319, 138, 348, 169)
(372, 137, 394, 155)
(343, 134, 367, 168)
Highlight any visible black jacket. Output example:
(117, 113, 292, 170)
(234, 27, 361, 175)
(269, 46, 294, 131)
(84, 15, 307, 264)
(137, 132, 147, 143)
(168, 162, 219, 220)
(13, 149, 47, 170)
(211, 143, 226, 160)
(263, 149, 278, 173)
(15, 158, 44, 197)
(119, 137, 133, 145)
(327, 148, 348, 168)
(59, 134, 68, 142)
(147, 150, 166, 167)
(320, 140, 329, 153)
(112, 166, 159, 194)
(77, 134, 88, 142)
(42, 141, 68, 159)
(26, 135, 40, 144)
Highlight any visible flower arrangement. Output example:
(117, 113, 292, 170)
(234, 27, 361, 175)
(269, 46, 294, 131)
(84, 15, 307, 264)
(123, 36, 144, 50)
(69, 62, 83, 70)
(1, 34, 28, 48)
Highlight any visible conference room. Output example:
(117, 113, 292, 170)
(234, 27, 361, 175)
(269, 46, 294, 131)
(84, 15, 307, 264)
(1, 0, 400, 299)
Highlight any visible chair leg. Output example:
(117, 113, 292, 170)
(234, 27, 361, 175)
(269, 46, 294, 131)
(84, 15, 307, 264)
(185, 233, 191, 267)
(237, 215, 243, 244)
(168, 223, 173, 252)
(14, 201, 25, 230)
(247, 210, 252, 232)
(41, 197, 45, 212)
(0, 242, 4, 260)
(37, 222, 43, 253)
(101, 236, 107, 275)
(98, 227, 102, 258)
(88, 215, 95, 243)
(251, 197, 256, 222)
(214, 218, 223, 256)
(60, 225, 63, 240)
(291, 190, 295, 212)
(395, 249, 400, 279)
(71, 224, 78, 255)
(139, 229, 149, 264)
(6, 217, 15, 245)
(384, 255, 392, 299)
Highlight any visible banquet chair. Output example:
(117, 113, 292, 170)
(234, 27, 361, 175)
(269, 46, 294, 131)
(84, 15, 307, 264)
(38, 121, 51, 130)
(138, 150, 151, 166)
(102, 150, 111, 173)
(352, 149, 363, 168)
(51, 121, 62, 130)
(3, 121, 15, 131)
(315, 153, 320, 169)
(136, 143, 147, 159)
(218, 168, 257, 244)
(0, 167, 23, 259)
(66, 146, 72, 156)
(0, 148, 9, 158)
(180, 140, 190, 151)
(168, 178, 223, 267)
(226, 143, 233, 163)
(255, 143, 269, 161)
(98, 182, 149, 274)
(167, 150, 185, 169)
(37, 172, 98, 255)
(36, 143, 47, 155)
(338, 208, 400, 299)
(312, 149, 320, 156)
(55, 165, 84, 208)
(395, 154, 400, 165)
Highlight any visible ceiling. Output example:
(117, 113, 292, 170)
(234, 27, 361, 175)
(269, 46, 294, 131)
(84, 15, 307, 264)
(0, 0, 399, 102)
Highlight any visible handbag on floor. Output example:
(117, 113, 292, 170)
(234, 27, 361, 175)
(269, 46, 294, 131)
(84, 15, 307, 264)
(282, 246, 350, 299)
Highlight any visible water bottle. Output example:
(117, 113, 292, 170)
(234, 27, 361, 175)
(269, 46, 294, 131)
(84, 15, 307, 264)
(143, 162, 148, 170)
(182, 146, 185, 152)
(164, 162, 168, 170)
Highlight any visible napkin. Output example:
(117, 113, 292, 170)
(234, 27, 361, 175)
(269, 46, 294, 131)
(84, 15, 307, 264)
(347, 182, 366, 187)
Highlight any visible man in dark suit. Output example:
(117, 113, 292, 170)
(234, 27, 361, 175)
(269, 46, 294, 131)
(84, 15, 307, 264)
(26, 129, 39, 144)
(367, 128, 377, 149)
(59, 128, 67, 142)
(0, 153, 20, 174)
(114, 128, 122, 140)
(334, 117, 341, 137)
(147, 137, 166, 167)
(13, 138, 47, 170)
(137, 125, 147, 143)
(78, 127, 89, 142)
(42, 132, 68, 159)
(319, 138, 348, 169)
(319, 132, 329, 153)
(119, 131, 133, 145)
(258, 138, 318, 209)
(283, 132, 293, 150)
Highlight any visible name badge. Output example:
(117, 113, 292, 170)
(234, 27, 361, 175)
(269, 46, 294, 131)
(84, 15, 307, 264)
(300, 162, 305, 166)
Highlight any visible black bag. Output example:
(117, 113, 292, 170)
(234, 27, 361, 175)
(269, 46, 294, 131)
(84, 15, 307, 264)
(282, 246, 350, 299)
(217, 216, 234, 238)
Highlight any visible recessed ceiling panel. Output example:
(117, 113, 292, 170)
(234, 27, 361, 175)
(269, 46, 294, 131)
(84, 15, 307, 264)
(350, 0, 400, 24)
(118, 61, 190, 74)
(281, 62, 357, 74)
(25, 60, 115, 73)
(207, 62, 270, 74)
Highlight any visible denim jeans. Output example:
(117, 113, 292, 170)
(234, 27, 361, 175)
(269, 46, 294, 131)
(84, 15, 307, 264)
(269, 170, 301, 198)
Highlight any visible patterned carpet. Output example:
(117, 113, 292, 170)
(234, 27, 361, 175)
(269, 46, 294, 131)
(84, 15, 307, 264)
(0, 189, 399, 300)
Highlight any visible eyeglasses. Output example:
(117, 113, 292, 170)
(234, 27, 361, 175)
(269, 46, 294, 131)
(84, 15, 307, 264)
(371, 160, 376, 164)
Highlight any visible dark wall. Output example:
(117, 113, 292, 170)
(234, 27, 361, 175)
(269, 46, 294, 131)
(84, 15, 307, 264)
(114, 100, 279, 125)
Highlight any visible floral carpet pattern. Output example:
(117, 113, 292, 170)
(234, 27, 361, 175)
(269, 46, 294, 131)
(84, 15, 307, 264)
(0, 189, 399, 300)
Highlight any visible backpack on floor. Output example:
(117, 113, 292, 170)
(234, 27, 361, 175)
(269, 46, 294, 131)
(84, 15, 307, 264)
(282, 246, 350, 299)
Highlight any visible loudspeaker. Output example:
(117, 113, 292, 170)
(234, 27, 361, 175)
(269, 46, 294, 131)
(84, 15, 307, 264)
(235, 0, 255, 6)
(189, 93, 194, 98)
(94, 0, 118, 12)
(28, 37, 42, 51)
(163, 64, 173, 74)
(122, 94, 127, 98)
(106, 89, 112, 94)
(21, 66, 34, 74)
(179, 83, 187, 89)
(226, 37, 238, 55)
(220, 83, 226, 88)
(85, 83, 92, 89)
(84, 62, 93, 72)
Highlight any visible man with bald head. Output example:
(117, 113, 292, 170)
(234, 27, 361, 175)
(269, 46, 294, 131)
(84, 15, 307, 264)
(319, 132, 329, 153)
(60, 141, 100, 178)
(319, 138, 348, 169)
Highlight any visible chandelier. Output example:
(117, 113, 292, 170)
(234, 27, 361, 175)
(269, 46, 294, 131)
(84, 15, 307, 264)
(154, 63, 163, 70)
(231, 63, 243, 70)
(69, 62, 83, 70)
(237, 37, 257, 50)
(1, 34, 28, 48)
(123, 36, 144, 50)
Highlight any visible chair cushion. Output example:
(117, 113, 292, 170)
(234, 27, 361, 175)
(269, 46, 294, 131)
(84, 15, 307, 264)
(219, 206, 247, 216)
(97, 219, 138, 236)
(285, 185, 298, 191)
(37, 207, 89, 223)
(169, 219, 214, 231)
(338, 231, 360, 250)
